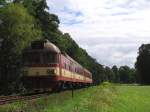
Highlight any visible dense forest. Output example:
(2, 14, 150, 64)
(0, 0, 149, 95)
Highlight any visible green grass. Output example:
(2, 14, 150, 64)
(1, 83, 150, 112)
(110, 85, 150, 112)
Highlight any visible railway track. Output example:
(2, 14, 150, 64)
(0, 93, 48, 105)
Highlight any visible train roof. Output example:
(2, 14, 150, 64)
(84, 68, 92, 74)
(44, 40, 61, 53)
(63, 53, 82, 68)
(63, 53, 92, 74)
(26, 39, 61, 53)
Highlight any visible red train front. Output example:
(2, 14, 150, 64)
(22, 40, 92, 91)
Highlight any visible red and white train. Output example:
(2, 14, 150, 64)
(22, 40, 92, 91)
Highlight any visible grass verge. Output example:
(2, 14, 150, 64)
(0, 83, 150, 112)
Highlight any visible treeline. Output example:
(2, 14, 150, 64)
(104, 66, 136, 83)
(135, 44, 150, 84)
(0, 0, 146, 95)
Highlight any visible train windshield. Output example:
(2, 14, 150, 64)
(23, 51, 58, 64)
(23, 52, 41, 64)
(42, 52, 58, 63)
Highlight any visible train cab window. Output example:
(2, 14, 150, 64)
(23, 52, 41, 64)
(43, 52, 58, 63)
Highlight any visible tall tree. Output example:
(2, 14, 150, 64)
(129, 68, 136, 83)
(112, 65, 119, 82)
(118, 66, 136, 83)
(0, 3, 42, 94)
(14, 0, 60, 35)
(104, 67, 115, 82)
(135, 44, 150, 84)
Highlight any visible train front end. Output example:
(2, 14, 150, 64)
(22, 40, 61, 91)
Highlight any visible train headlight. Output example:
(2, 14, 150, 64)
(47, 69, 55, 75)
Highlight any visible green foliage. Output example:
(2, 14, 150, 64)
(0, 3, 41, 54)
(118, 66, 136, 83)
(14, 0, 49, 14)
(119, 66, 131, 83)
(135, 44, 150, 84)
(0, 3, 42, 94)
(18, 0, 59, 34)
(101, 81, 112, 86)
(112, 65, 120, 82)
(105, 67, 115, 82)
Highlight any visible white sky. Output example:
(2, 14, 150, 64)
(47, 0, 150, 67)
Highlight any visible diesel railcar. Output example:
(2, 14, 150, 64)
(22, 40, 92, 91)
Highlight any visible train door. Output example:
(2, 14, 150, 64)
(59, 54, 62, 77)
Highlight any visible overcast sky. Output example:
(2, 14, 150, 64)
(47, 0, 150, 67)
